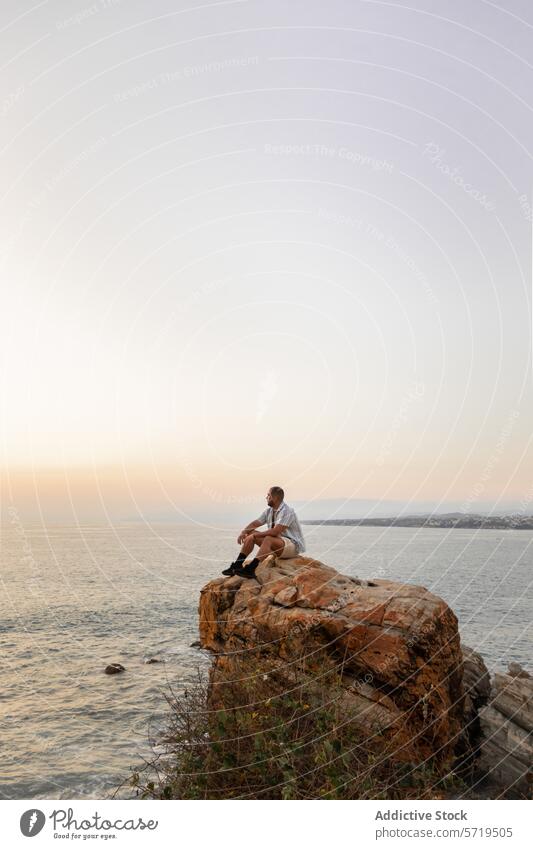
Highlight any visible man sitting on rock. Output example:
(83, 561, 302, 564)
(223, 486, 306, 579)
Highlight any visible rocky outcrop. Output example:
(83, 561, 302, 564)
(199, 555, 465, 771)
(457, 647, 532, 799)
(477, 663, 532, 798)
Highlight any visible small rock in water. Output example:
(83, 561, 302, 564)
(105, 663, 125, 675)
(507, 661, 530, 679)
(144, 657, 163, 664)
(190, 640, 201, 648)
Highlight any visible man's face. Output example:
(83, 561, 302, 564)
(266, 490, 275, 507)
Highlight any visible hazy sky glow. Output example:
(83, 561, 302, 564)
(1, 0, 532, 522)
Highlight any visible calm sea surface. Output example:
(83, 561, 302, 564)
(0, 522, 531, 799)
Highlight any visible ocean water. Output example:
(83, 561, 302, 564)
(0, 522, 531, 800)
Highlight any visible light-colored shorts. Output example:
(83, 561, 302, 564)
(279, 537, 298, 558)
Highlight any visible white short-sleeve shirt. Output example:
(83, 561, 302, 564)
(256, 501, 306, 554)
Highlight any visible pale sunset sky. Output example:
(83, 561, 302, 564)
(1, 0, 532, 523)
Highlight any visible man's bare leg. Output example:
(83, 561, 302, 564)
(255, 535, 284, 561)
(238, 533, 257, 559)
(234, 534, 285, 578)
(222, 533, 260, 575)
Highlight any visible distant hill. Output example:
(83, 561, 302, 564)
(293, 499, 528, 522)
(302, 512, 533, 530)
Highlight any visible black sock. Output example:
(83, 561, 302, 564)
(235, 551, 246, 566)
(247, 557, 259, 570)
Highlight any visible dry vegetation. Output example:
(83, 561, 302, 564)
(121, 648, 471, 800)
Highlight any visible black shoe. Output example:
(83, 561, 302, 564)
(221, 562, 238, 576)
(233, 562, 258, 579)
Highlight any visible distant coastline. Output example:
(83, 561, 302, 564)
(302, 512, 533, 530)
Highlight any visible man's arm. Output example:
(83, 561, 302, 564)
(242, 519, 263, 533)
(237, 519, 263, 544)
(255, 523, 288, 539)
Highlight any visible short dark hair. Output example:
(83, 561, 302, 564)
(269, 486, 284, 500)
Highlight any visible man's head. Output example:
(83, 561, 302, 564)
(267, 486, 284, 508)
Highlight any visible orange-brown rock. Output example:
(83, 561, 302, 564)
(199, 555, 465, 769)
